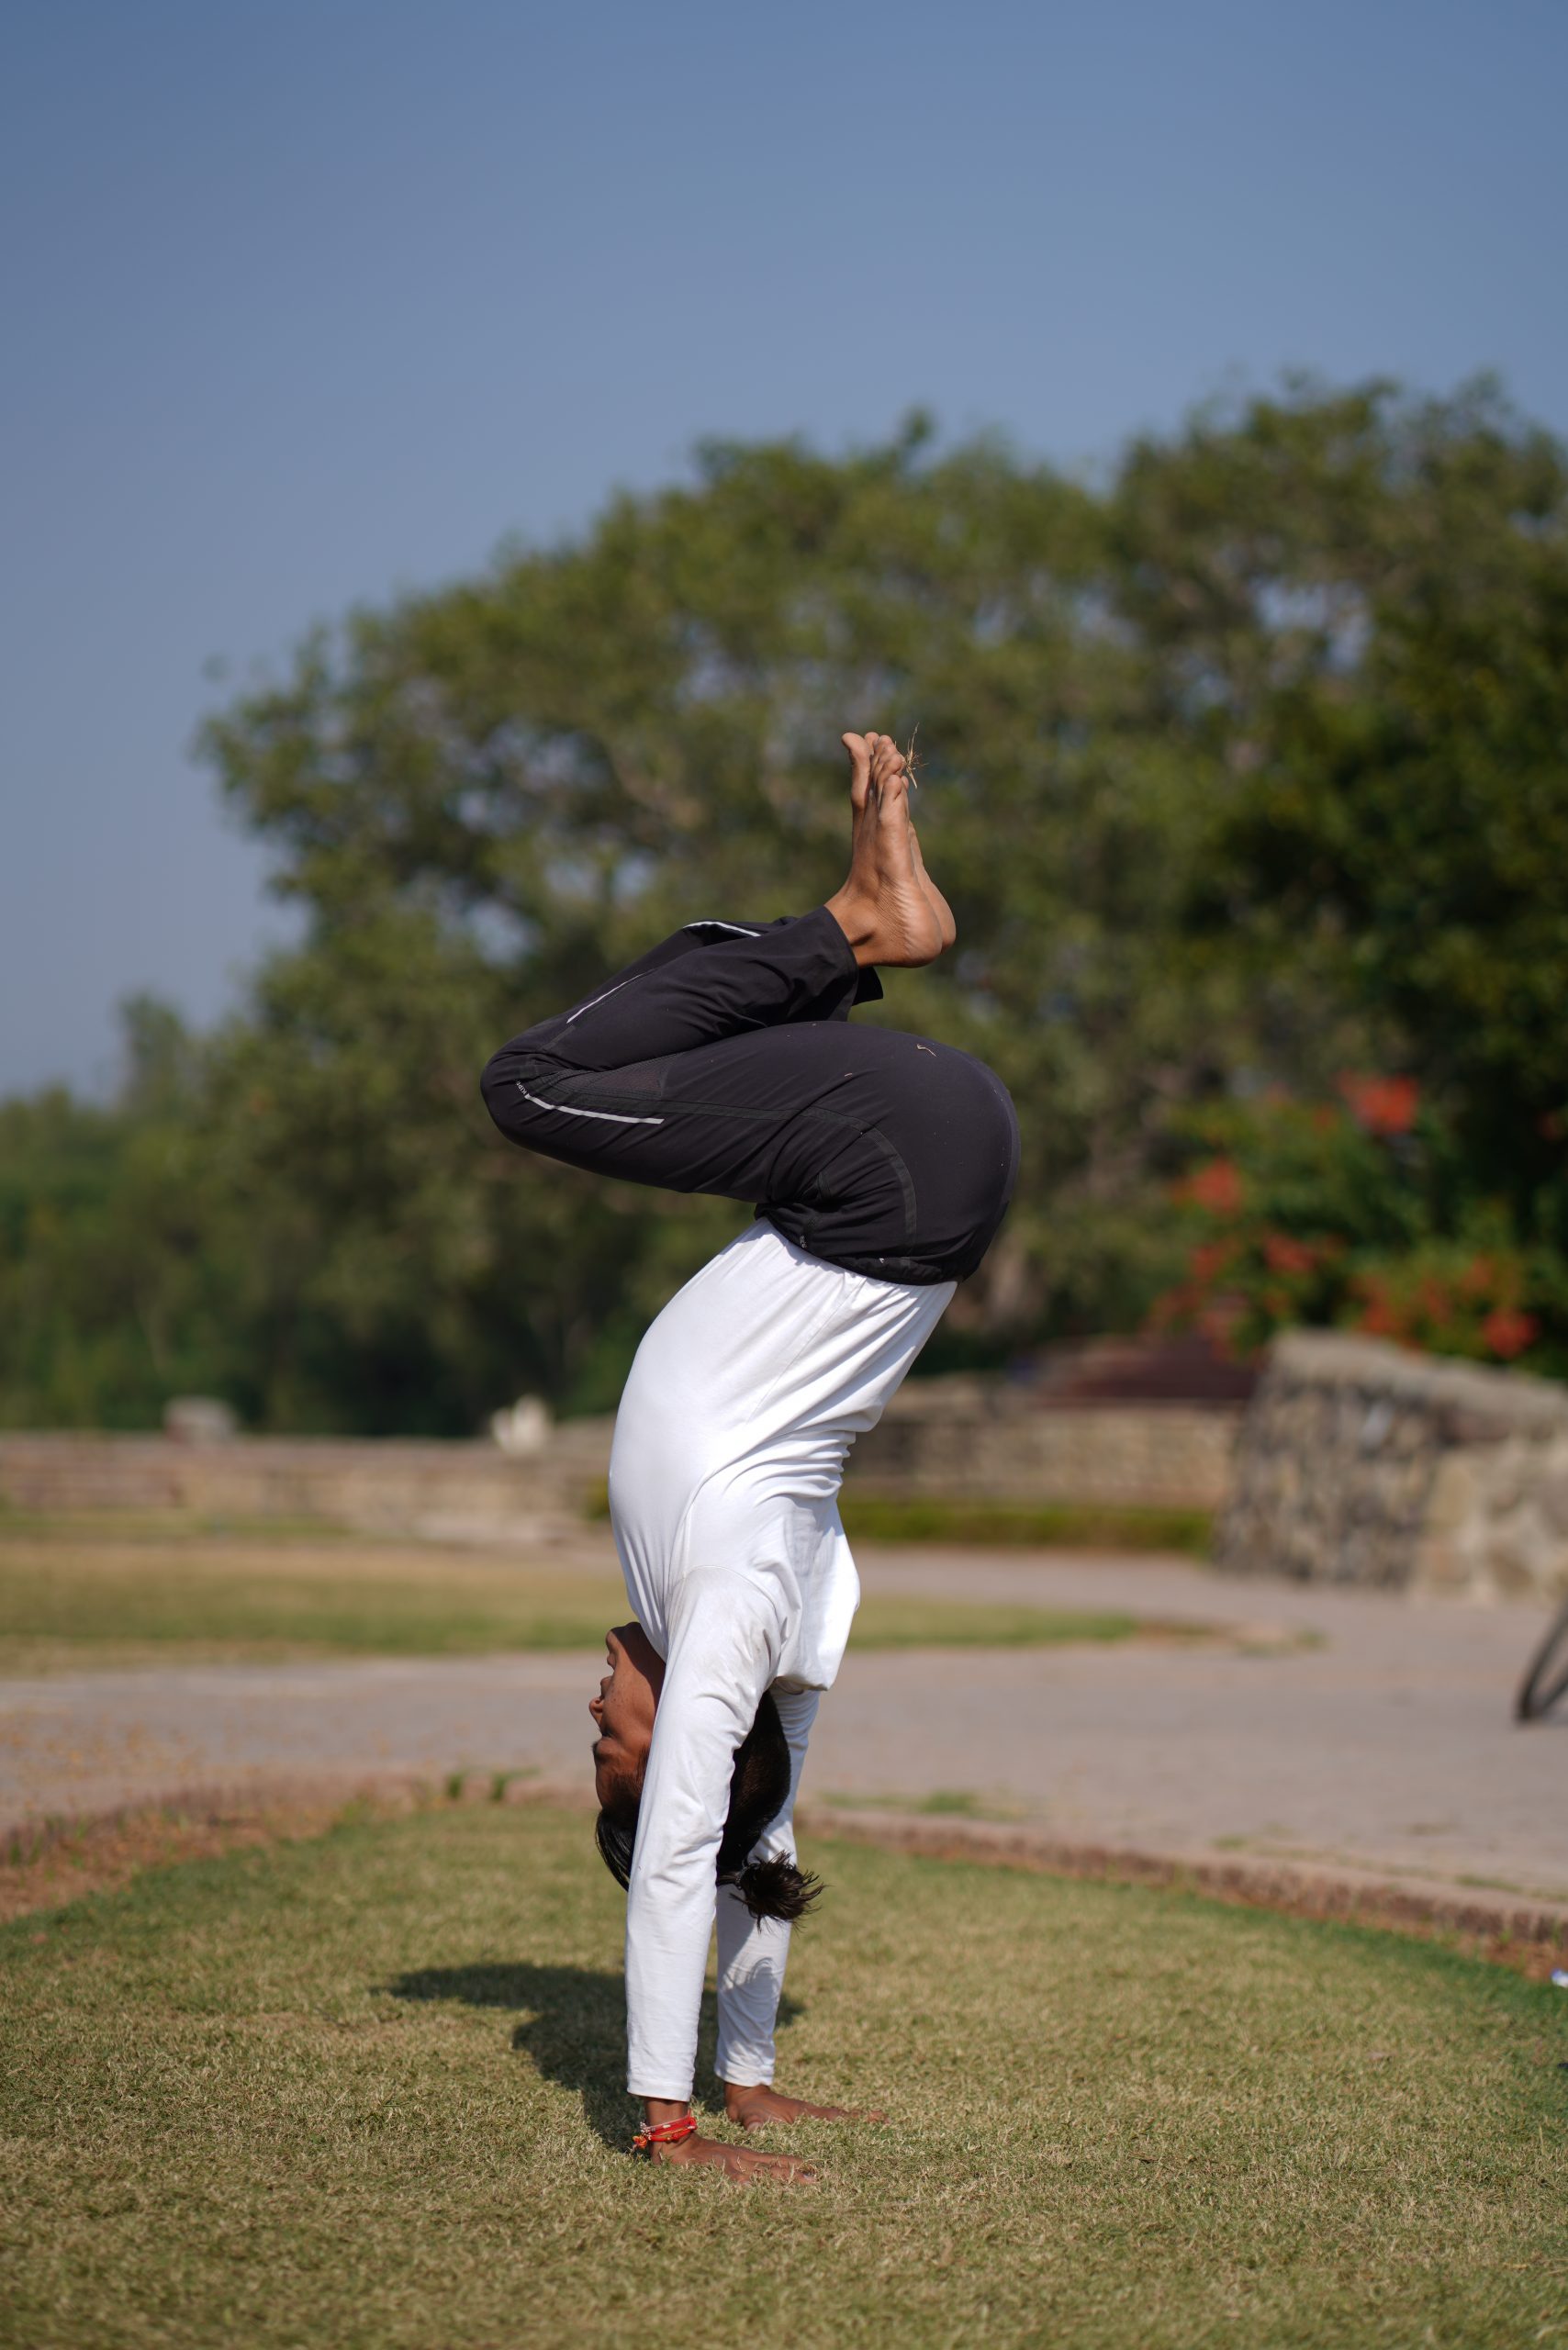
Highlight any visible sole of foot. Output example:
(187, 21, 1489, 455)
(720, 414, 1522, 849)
(829, 732, 949, 967)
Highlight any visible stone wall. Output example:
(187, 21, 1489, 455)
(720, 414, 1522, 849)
(0, 1427, 614, 1545)
(846, 1376, 1239, 1511)
(0, 1382, 1241, 1536)
(1216, 1330, 1568, 1600)
(17, 1342, 1567, 1589)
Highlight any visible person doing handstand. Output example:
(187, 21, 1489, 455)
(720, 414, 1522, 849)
(481, 734, 1018, 2181)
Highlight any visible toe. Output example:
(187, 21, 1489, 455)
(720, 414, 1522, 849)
(841, 732, 872, 808)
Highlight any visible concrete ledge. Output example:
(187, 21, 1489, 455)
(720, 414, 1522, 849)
(797, 1802, 1568, 1968)
(1, 1769, 594, 1854)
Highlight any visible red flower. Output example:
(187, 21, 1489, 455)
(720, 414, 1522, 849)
(1482, 1307, 1539, 1360)
(1190, 1238, 1238, 1284)
(1417, 1275, 1453, 1328)
(1353, 1276, 1405, 1340)
(1338, 1074, 1420, 1136)
(1181, 1158, 1244, 1214)
(1196, 1296, 1247, 1351)
(1261, 1232, 1317, 1277)
(1457, 1256, 1498, 1300)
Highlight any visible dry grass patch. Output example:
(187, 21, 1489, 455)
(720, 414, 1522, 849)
(1, 1805, 1563, 2349)
(0, 1531, 1213, 1670)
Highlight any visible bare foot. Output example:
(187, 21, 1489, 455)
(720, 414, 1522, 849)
(724, 2082, 889, 2131)
(652, 2130, 819, 2184)
(826, 733, 947, 968)
(847, 733, 958, 953)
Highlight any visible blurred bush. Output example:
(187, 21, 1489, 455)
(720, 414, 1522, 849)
(1152, 1077, 1568, 1373)
(4, 377, 1566, 1429)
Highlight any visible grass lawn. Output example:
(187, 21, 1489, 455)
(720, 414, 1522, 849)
(1, 1806, 1562, 2350)
(0, 1531, 1202, 1670)
(840, 1494, 1215, 1555)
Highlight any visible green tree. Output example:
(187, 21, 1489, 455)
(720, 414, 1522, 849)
(1124, 377, 1568, 1315)
(0, 1000, 241, 1427)
(195, 418, 1282, 1408)
(6, 380, 1564, 1432)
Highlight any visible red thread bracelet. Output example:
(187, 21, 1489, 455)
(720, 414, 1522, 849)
(631, 2114, 699, 2158)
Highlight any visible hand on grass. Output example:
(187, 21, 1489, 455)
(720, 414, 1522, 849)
(655, 2132, 819, 2184)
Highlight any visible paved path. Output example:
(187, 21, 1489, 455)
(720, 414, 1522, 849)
(3, 1548, 1564, 1906)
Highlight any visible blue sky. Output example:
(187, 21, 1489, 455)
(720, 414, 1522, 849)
(3, 0, 1564, 1094)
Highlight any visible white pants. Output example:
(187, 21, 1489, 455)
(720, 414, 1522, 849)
(714, 1686, 816, 2086)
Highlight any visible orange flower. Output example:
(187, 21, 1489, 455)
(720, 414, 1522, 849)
(1482, 1307, 1539, 1360)
(1338, 1074, 1420, 1136)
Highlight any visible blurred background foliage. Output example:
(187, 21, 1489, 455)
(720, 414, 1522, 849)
(6, 375, 1568, 1431)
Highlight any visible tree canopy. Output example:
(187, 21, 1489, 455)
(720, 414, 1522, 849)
(6, 378, 1567, 1429)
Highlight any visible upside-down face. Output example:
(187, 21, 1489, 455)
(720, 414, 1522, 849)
(588, 1621, 664, 1813)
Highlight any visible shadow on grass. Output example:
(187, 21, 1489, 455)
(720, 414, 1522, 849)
(386, 1962, 800, 2146)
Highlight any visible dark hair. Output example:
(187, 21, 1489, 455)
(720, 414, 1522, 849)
(594, 1690, 823, 1923)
